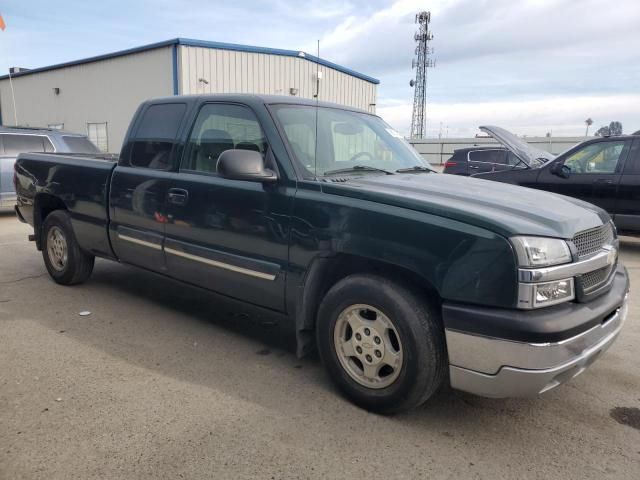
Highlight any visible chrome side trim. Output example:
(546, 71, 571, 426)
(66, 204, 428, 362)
(117, 234, 162, 251)
(446, 296, 627, 375)
(518, 247, 614, 283)
(164, 247, 276, 281)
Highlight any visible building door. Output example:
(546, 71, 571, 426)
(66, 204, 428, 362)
(87, 122, 108, 152)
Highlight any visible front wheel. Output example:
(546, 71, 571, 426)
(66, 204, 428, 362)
(41, 210, 95, 285)
(317, 274, 447, 414)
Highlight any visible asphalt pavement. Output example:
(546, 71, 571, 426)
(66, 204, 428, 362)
(1, 211, 639, 479)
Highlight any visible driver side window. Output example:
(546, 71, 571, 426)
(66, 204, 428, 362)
(181, 104, 266, 174)
(563, 141, 626, 174)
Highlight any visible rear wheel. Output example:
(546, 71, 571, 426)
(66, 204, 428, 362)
(317, 274, 447, 414)
(41, 210, 94, 285)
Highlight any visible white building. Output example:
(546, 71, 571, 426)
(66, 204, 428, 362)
(0, 38, 379, 152)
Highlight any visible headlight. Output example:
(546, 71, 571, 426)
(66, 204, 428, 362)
(511, 236, 572, 267)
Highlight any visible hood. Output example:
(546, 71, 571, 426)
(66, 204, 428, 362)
(324, 173, 608, 239)
(479, 125, 555, 167)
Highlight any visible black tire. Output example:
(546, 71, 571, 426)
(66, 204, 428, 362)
(41, 210, 95, 285)
(316, 274, 447, 414)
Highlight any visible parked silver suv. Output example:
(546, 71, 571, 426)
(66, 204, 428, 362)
(0, 127, 100, 210)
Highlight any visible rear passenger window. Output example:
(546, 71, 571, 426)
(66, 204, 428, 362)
(469, 149, 507, 164)
(128, 103, 186, 169)
(1, 134, 53, 155)
(181, 104, 266, 174)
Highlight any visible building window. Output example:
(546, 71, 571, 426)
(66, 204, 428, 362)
(48, 123, 64, 130)
(87, 122, 108, 152)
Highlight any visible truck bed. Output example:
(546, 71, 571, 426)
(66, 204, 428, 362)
(14, 152, 119, 259)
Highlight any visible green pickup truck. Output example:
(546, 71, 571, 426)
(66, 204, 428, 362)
(14, 95, 630, 413)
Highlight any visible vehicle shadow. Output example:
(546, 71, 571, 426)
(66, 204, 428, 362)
(18, 256, 626, 451)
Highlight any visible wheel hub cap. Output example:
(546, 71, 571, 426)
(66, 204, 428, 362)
(334, 304, 403, 389)
(47, 226, 68, 272)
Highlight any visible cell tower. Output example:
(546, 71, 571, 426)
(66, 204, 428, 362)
(410, 11, 435, 139)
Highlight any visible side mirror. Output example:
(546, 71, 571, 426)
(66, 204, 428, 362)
(217, 149, 277, 183)
(550, 162, 571, 179)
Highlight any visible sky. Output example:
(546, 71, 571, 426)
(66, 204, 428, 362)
(0, 0, 639, 137)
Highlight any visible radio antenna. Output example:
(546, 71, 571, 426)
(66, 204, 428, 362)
(313, 39, 320, 178)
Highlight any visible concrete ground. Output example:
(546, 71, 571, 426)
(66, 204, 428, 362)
(1, 211, 639, 480)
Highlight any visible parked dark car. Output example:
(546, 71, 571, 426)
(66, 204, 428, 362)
(14, 95, 629, 413)
(470, 127, 640, 235)
(443, 146, 521, 175)
(0, 127, 100, 210)
(443, 126, 556, 176)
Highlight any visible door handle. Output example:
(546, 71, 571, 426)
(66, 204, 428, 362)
(593, 179, 614, 185)
(167, 188, 189, 206)
(469, 165, 479, 169)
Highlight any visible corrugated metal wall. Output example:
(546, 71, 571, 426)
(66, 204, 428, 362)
(178, 46, 377, 112)
(0, 47, 174, 151)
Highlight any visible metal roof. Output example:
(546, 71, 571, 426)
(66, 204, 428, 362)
(0, 37, 380, 85)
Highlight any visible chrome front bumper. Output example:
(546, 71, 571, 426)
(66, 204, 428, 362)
(447, 296, 628, 398)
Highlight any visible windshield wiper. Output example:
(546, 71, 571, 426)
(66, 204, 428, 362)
(395, 165, 437, 174)
(323, 165, 395, 176)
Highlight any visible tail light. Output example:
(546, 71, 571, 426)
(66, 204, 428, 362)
(444, 161, 457, 168)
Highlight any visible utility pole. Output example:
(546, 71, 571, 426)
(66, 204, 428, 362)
(409, 11, 435, 139)
(7, 68, 18, 125)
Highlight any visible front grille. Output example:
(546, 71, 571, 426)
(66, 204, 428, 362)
(579, 266, 611, 292)
(572, 224, 614, 258)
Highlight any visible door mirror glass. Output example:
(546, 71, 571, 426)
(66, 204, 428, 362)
(217, 149, 277, 183)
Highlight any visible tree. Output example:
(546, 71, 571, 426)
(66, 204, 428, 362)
(595, 121, 623, 136)
(585, 118, 593, 136)
(609, 121, 623, 135)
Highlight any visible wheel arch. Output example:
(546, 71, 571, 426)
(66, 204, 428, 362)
(294, 253, 441, 358)
(33, 193, 68, 250)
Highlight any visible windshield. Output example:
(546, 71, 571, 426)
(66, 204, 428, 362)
(480, 125, 555, 168)
(272, 105, 431, 177)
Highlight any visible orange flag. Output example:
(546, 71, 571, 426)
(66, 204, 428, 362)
(0, 15, 5, 31)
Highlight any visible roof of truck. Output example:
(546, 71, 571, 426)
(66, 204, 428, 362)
(143, 93, 376, 115)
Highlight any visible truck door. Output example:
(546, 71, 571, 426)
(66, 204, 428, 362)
(163, 103, 291, 311)
(109, 102, 187, 272)
(614, 138, 640, 233)
(535, 139, 631, 214)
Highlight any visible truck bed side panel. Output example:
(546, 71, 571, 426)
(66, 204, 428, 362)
(14, 153, 118, 258)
